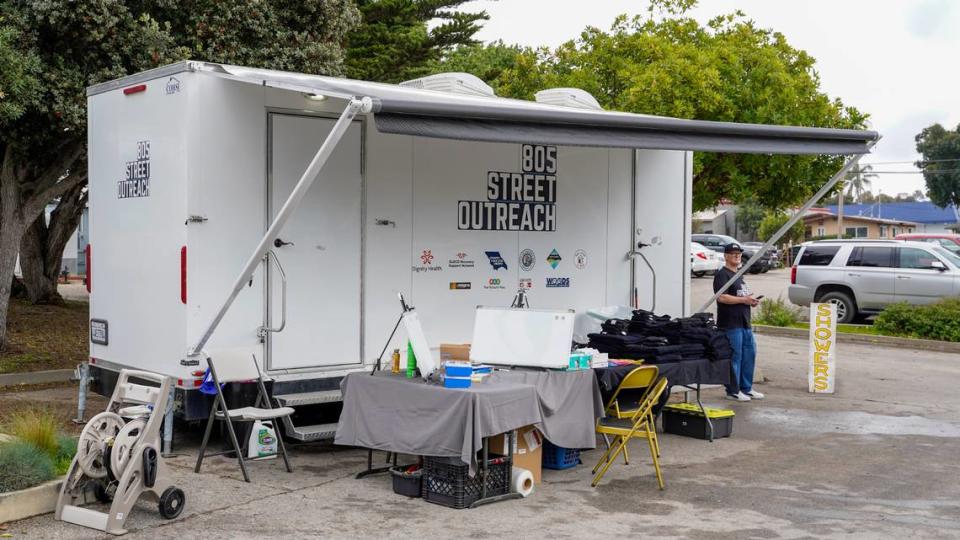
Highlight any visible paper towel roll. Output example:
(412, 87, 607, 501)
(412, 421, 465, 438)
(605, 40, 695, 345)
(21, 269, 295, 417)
(511, 466, 535, 497)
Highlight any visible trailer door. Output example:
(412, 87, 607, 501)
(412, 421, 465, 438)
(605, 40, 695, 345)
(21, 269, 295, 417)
(267, 113, 363, 370)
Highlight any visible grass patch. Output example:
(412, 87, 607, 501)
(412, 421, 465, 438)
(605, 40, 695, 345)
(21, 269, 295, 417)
(753, 298, 803, 327)
(0, 440, 56, 493)
(0, 298, 88, 374)
(5, 406, 61, 456)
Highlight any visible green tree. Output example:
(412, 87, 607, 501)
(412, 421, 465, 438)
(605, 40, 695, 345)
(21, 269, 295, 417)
(0, 0, 359, 343)
(916, 123, 960, 208)
(757, 210, 805, 247)
(483, 2, 867, 211)
(435, 41, 524, 93)
(844, 163, 876, 203)
(734, 197, 765, 241)
(346, 0, 488, 83)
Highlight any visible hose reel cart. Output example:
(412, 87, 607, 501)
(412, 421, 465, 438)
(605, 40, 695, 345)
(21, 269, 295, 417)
(56, 369, 185, 535)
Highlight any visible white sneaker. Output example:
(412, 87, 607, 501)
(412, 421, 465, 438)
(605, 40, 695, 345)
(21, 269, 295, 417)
(746, 390, 765, 400)
(725, 391, 751, 402)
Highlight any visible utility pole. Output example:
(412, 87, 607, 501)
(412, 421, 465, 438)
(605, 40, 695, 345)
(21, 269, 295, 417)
(838, 177, 845, 238)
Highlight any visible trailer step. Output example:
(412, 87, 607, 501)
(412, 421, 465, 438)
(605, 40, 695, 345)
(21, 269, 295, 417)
(274, 389, 342, 407)
(281, 419, 339, 442)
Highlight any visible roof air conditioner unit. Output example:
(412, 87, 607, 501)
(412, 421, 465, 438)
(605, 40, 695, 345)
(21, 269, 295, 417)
(534, 88, 603, 110)
(399, 72, 495, 97)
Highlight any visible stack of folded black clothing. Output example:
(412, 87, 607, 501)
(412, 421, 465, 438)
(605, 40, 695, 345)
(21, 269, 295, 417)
(588, 309, 732, 362)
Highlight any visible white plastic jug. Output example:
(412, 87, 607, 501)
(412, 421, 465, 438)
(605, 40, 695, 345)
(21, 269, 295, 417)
(247, 420, 278, 460)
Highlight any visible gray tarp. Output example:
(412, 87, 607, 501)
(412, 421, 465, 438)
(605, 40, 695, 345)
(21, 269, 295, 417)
(164, 62, 878, 156)
(487, 369, 604, 449)
(335, 372, 541, 475)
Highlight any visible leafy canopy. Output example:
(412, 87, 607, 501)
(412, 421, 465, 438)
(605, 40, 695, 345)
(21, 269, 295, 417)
(346, 0, 487, 82)
(915, 124, 960, 209)
(460, 1, 867, 211)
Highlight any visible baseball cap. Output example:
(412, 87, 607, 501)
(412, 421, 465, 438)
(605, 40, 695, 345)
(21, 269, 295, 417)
(724, 243, 744, 254)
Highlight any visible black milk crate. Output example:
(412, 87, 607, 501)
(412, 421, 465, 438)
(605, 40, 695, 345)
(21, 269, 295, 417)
(422, 455, 511, 509)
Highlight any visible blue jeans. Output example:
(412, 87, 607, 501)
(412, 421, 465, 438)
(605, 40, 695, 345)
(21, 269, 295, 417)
(725, 328, 756, 396)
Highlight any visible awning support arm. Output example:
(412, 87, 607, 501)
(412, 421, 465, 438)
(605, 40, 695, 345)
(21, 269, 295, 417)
(184, 97, 373, 361)
(697, 140, 879, 314)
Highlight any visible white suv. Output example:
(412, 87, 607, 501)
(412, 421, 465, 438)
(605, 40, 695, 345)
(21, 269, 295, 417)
(788, 240, 960, 323)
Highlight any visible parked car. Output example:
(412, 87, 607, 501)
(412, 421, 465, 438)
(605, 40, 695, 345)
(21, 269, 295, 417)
(742, 242, 781, 269)
(691, 242, 723, 277)
(894, 233, 960, 255)
(788, 239, 960, 323)
(690, 234, 774, 273)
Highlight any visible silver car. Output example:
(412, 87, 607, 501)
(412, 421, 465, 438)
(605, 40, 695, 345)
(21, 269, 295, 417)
(788, 240, 960, 323)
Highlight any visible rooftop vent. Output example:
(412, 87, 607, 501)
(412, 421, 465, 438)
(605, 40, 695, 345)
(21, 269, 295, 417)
(399, 72, 495, 97)
(534, 88, 602, 110)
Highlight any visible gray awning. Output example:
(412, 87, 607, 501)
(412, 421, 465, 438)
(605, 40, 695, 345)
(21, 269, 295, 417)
(120, 62, 880, 155)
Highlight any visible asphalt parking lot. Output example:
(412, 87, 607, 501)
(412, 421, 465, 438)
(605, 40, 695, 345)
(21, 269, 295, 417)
(7, 333, 960, 539)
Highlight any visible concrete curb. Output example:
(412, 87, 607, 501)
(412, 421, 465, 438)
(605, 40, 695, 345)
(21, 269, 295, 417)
(0, 478, 63, 523)
(0, 369, 74, 387)
(753, 324, 960, 353)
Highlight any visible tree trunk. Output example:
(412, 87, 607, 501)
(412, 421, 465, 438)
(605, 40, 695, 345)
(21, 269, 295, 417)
(20, 213, 61, 304)
(19, 181, 87, 305)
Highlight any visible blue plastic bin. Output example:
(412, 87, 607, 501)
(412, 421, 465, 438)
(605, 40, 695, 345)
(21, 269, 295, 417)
(541, 440, 581, 470)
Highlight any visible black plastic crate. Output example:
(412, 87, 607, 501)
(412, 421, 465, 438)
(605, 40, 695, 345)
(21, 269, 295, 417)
(422, 455, 511, 509)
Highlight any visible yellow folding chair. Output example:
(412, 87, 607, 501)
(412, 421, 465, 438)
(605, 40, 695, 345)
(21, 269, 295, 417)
(592, 377, 668, 489)
(601, 365, 661, 461)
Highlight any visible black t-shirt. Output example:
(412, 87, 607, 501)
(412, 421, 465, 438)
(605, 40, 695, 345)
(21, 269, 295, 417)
(713, 266, 752, 329)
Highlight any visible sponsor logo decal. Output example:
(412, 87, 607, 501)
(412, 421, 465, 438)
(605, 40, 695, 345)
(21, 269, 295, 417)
(413, 249, 442, 273)
(90, 319, 109, 345)
(484, 278, 506, 290)
(519, 249, 536, 271)
(117, 141, 151, 199)
(519, 278, 533, 289)
(165, 77, 181, 95)
(449, 282, 472, 290)
(485, 251, 508, 270)
(574, 249, 588, 269)
(448, 251, 475, 268)
(545, 277, 570, 288)
(546, 249, 562, 269)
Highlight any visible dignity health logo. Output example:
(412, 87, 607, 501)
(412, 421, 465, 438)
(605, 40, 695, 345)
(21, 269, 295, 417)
(485, 251, 508, 270)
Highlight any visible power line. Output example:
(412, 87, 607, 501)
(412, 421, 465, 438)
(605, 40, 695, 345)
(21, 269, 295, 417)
(862, 158, 960, 166)
(866, 169, 960, 175)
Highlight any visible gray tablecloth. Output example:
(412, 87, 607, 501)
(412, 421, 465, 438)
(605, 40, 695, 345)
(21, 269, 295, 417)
(334, 372, 541, 475)
(487, 369, 604, 450)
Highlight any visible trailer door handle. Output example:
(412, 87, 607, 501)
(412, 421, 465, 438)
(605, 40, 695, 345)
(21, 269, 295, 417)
(273, 238, 294, 248)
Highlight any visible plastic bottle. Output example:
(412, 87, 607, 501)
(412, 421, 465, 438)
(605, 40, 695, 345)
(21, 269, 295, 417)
(391, 348, 401, 374)
(406, 340, 417, 378)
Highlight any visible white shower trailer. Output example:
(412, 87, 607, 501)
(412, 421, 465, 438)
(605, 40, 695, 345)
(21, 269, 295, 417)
(84, 62, 876, 439)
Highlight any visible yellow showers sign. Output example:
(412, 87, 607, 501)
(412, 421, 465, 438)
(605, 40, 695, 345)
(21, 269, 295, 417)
(808, 303, 837, 393)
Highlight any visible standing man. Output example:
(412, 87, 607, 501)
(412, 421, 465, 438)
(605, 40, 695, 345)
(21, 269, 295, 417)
(713, 243, 764, 402)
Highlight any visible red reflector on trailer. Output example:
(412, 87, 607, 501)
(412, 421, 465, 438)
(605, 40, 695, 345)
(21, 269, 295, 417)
(123, 84, 147, 95)
(89, 357, 97, 364)
(85, 244, 91, 293)
(180, 246, 187, 304)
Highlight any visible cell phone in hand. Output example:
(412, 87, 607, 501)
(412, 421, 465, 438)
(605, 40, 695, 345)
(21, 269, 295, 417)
(755, 295, 765, 300)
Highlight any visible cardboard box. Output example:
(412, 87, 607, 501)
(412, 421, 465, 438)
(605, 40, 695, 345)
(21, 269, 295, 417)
(489, 426, 543, 484)
(440, 343, 471, 362)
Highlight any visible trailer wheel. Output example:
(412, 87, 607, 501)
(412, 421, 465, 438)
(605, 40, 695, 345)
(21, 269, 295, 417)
(159, 487, 185, 519)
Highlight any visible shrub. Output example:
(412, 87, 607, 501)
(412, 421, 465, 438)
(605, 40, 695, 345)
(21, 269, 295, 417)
(4, 407, 60, 457)
(753, 297, 802, 327)
(54, 434, 78, 476)
(874, 299, 960, 342)
(0, 441, 56, 493)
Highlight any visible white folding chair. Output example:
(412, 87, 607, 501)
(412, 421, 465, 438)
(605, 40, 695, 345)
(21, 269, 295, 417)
(193, 348, 294, 482)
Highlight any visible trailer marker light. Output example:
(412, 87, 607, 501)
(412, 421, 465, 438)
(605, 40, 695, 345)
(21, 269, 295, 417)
(123, 84, 147, 95)
(180, 246, 187, 304)
(85, 244, 91, 293)
(177, 378, 183, 386)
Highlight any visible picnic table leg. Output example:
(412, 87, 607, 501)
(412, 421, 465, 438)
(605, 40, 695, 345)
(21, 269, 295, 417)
(695, 384, 714, 442)
(355, 448, 395, 479)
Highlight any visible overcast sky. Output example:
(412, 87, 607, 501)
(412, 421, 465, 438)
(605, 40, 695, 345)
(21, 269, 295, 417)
(459, 0, 960, 197)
